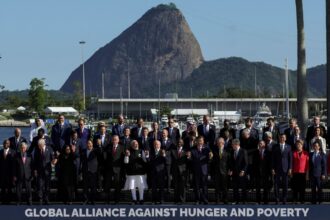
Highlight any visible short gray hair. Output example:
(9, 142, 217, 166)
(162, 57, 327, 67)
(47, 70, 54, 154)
(264, 131, 272, 138)
(232, 138, 240, 145)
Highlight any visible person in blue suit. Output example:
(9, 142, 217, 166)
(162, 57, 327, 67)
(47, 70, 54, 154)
(271, 133, 292, 204)
(188, 136, 212, 205)
(51, 114, 72, 153)
(309, 140, 327, 204)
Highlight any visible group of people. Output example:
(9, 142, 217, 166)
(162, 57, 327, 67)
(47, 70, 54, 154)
(0, 114, 329, 205)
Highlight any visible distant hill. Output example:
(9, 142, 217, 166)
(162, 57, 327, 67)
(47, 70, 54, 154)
(60, 3, 326, 99)
(60, 3, 203, 98)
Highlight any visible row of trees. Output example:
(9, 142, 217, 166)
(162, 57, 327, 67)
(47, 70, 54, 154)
(0, 78, 85, 115)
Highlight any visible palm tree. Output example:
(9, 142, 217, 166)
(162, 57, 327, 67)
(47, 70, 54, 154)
(326, 0, 330, 132)
(295, 0, 308, 138)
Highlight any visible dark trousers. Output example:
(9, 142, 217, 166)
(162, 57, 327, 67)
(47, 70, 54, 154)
(37, 174, 50, 203)
(104, 170, 121, 203)
(232, 175, 247, 203)
(311, 176, 323, 204)
(151, 172, 165, 203)
(193, 173, 208, 203)
(214, 172, 228, 203)
(173, 170, 186, 203)
(60, 185, 74, 204)
(256, 174, 271, 204)
(292, 173, 306, 203)
(16, 180, 32, 204)
(1, 185, 13, 204)
(274, 172, 288, 203)
(166, 164, 172, 189)
(83, 172, 97, 203)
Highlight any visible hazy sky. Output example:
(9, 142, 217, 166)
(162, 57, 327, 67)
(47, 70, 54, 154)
(0, 0, 326, 90)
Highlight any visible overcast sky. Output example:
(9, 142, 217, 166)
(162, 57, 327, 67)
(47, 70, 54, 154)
(0, 0, 326, 90)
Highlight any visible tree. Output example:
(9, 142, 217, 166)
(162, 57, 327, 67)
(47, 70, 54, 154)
(73, 81, 84, 113)
(326, 0, 330, 138)
(28, 78, 47, 113)
(295, 0, 308, 138)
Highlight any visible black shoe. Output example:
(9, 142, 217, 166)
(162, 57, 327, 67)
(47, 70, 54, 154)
(16, 202, 21, 206)
(39, 200, 43, 205)
(132, 200, 137, 205)
(195, 201, 200, 205)
(83, 200, 89, 205)
(139, 200, 144, 205)
(27, 201, 32, 206)
(91, 201, 96, 205)
(44, 200, 49, 205)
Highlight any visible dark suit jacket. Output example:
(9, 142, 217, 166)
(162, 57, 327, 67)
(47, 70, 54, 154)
(166, 127, 181, 144)
(120, 136, 132, 150)
(240, 136, 258, 165)
(148, 150, 167, 175)
(230, 148, 248, 175)
(263, 126, 280, 142)
(272, 143, 292, 174)
(51, 122, 72, 152)
(190, 146, 210, 176)
(29, 136, 53, 154)
(170, 148, 187, 175)
(13, 153, 33, 181)
(252, 148, 272, 177)
(219, 127, 236, 139)
(105, 144, 124, 174)
(239, 127, 259, 142)
(131, 126, 143, 140)
(148, 130, 162, 143)
(112, 124, 126, 138)
(284, 127, 295, 145)
(9, 136, 28, 152)
(0, 148, 16, 187)
(309, 151, 327, 177)
(33, 146, 54, 176)
(76, 127, 91, 149)
(211, 148, 231, 176)
(197, 124, 216, 148)
(93, 134, 111, 148)
(161, 138, 175, 165)
(81, 148, 98, 174)
(138, 136, 151, 151)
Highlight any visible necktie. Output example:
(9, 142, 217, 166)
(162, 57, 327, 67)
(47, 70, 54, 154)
(112, 146, 117, 156)
(219, 149, 223, 159)
(234, 150, 238, 159)
(22, 155, 26, 164)
(170, 128, 173, 136)
(281, 145, 284, 152)
(178, 149, 182, 158)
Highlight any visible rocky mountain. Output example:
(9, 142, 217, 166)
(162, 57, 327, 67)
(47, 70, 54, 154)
(60, 4, 204, 98)
(60, 3, 326, 99)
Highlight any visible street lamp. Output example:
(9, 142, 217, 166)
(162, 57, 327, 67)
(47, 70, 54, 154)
(79, 41, 86, 111)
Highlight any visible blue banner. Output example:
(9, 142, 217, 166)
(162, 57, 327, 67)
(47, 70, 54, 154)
(1, 205, 330, 220)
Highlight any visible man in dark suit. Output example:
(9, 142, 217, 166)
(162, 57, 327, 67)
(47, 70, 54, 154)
(28, 128, 53, 154)
(138, 127, 151, 151)
(76, 118, 91, 150)
(263, 117, 280, 143)
(229, 139, 248, 204)
(93, 124, 111, 148)
(170, 139, 187, 204)
(188, 136, 212, 205)
(306, 116, 327, 149)
(284, 118, 297, 145)
(148, 122, 162, 142)
(67, 130, 83, 185)
(130, 118, 144, 140)
(309, 140, 327, 204)
(9, 128, 28, 152)
(51, 114, 72, 152)
(272, 134, 292, 204)
(161, 128, 175, 191)
(0, 139, 16, 204)
(120, 127, 132, 150)
(197, 115, 216, 150)
(253, 140, 272, 204)
(239, 117, 259, 143)
(13, 142, 33, 205)
(80, 140, 98, 205)
(104, 135, 124, 204)
(148, 140, 167, 204)
(212, 137, 231, 204)
(219, 119, 236, 140)
(112, 114, 126, 138)
(33, 138, 57, 205)
(166, 118, 181, 144)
